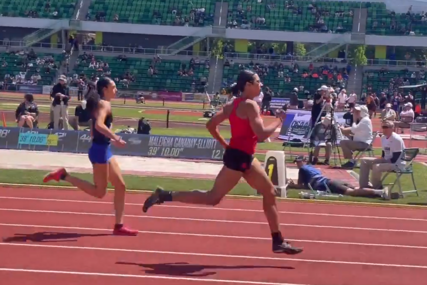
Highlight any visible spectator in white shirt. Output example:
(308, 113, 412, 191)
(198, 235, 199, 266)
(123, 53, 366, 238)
(254, 91, 263, 109)
(339, 105, 373, 169)
(381, 103, 396, 122)
(358, 120, 405, 199)
(394, 102, 414, 133)
(347, 93, 357, 109)
(337, 89, 347, 110)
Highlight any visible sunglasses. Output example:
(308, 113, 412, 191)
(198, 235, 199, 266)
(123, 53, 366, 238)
(382, 126, 391, 129)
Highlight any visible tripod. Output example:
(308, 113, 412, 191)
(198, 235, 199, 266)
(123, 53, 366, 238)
(306, 102, 343, 168)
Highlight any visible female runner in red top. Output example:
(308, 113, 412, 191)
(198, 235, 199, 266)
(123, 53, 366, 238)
(142, 70, 302, 254)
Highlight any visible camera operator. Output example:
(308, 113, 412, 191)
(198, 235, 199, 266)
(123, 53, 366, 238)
(311, 85, 329, 128)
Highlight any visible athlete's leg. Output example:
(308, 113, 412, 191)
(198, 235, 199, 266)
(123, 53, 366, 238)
(43, 164, 109, 198)
(143, 166, 242, 211)
(243, 158, 302, 254)
(108, 157, 138, 235)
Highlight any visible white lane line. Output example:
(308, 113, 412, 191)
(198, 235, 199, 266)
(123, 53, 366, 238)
(1, 196, 426, 222)
(1, 243, 427, 269)
(1, 222, 427, 250)
(1, 208, 426, 234)
(0, 268, 313, 285)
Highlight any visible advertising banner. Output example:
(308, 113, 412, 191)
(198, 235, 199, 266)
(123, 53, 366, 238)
(136, 91, 183, 102)
(17, 85, 43, 94)
(0, 128, 225, 161)
(278, 109, 347, 142)
(270, 98, 290, 110)
(42, 85, 52, 95)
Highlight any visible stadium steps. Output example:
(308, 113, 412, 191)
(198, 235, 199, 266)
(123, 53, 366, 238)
(207, 57, 224, 94)
(214, 1, 228, 27)
(72, 0, 92, 21)
(351, 8, 368, 34)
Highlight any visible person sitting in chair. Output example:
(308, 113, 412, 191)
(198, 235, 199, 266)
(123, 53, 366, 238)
(358, 120, 405, 199)
(69, 100, 91, 130)
(15, 93, 39, 129)
(288, 156, 389, 198)
(339, 105, 373, 169)
(309, 114, 335, 165)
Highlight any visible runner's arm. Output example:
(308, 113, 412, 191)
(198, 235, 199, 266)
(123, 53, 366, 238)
(247, 101, 282, 141)
(206, 108, 229, 148)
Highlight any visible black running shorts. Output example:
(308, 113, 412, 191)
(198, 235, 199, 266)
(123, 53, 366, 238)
(326, 180, 354, 195)
(223, 147, 254, 173)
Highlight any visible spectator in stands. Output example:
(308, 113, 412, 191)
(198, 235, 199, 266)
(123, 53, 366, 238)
(394, 102, 414, 133)
(289, 88, 299, 109)
(311, 85, 328, 127)
(310, 114, 334, 165)
(358, 120, 406, 199)
(339, 105, 373, 169)
(287, 156, 389, 199)
(50, 75, 70, 130)
(261, 87, 272, 113)
(381, 103, 397, 122)
(337, 89, 347, 110)
(347, 92, 357, 109)
(69, 100, 91, 131)
(15, 93, 39, 129)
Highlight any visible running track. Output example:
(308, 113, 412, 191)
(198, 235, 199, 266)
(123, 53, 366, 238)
(0, 187, 427, 285)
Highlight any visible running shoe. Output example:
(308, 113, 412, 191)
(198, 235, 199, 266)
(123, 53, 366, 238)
(142, 187, 166, 213)
(43, 168, 67, 183)
(273, 241, 303, 254)
(113, 224, 138, 236)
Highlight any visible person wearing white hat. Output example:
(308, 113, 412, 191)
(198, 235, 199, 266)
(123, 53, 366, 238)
(309, 114, 334, 165)
(339, 105, 373, 169)
(311, 85, 329, 127)
(381, 103, 396, 122)
(394, 102, 414, 133)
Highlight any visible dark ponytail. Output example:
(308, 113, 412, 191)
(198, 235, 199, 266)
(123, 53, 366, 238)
(235, 70, 256, 94)
(96, 77, 112, 99)
(86, 77, 111, 115)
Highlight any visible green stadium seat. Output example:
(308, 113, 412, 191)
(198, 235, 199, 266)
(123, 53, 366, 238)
(222, 61, 349, 97)
(226, 0, 358, 33)
(0, 0, 76, 19)
(72, 55, 209, 93)
(366, 3, 427, 35)
(88, 0, 215, 26)
(0, 51, 63, 89)
(362, 69, 426, 101)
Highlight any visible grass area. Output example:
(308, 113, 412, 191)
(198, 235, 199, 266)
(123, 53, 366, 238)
(0, 167, 425, 205)
(0, 103, 202, 123)
(0, 93, 207, 110)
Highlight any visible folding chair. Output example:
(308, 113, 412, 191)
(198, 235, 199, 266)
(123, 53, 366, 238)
(353, 131, 379, 167)
(381, 148, 419, 198)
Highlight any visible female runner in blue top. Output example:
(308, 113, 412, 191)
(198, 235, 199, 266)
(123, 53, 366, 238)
(43, 77, 138, 236)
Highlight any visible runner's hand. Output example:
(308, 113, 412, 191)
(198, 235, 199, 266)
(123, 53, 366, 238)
(275, 109, 286, 121)
(112, 138, 126, 148)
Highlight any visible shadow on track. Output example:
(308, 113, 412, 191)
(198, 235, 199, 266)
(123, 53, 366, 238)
(116, 261, 293, 277)
(2, 232, 111, 243)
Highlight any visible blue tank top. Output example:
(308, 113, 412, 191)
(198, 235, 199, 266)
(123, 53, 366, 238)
(92, 113, 113, 145)
(299, 165, 328, 190)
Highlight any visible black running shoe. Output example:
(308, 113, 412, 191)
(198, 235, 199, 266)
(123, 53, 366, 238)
(273, 241, 303, 254)
(142, 187, 166, 213)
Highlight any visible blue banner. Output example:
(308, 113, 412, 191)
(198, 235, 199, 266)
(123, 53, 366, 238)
(0, 128, 225, 161)
(18, 85, 43, 94)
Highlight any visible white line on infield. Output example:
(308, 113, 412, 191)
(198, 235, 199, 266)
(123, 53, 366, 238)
(1, 223, 426, 250)
(0, 268, 312, 285)
(0, 208, 426, 234)
(0, 196, 425, 222)
(1, 243, 427, 269)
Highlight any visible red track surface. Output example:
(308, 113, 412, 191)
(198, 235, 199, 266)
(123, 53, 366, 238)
(1, 187, 427, 285)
